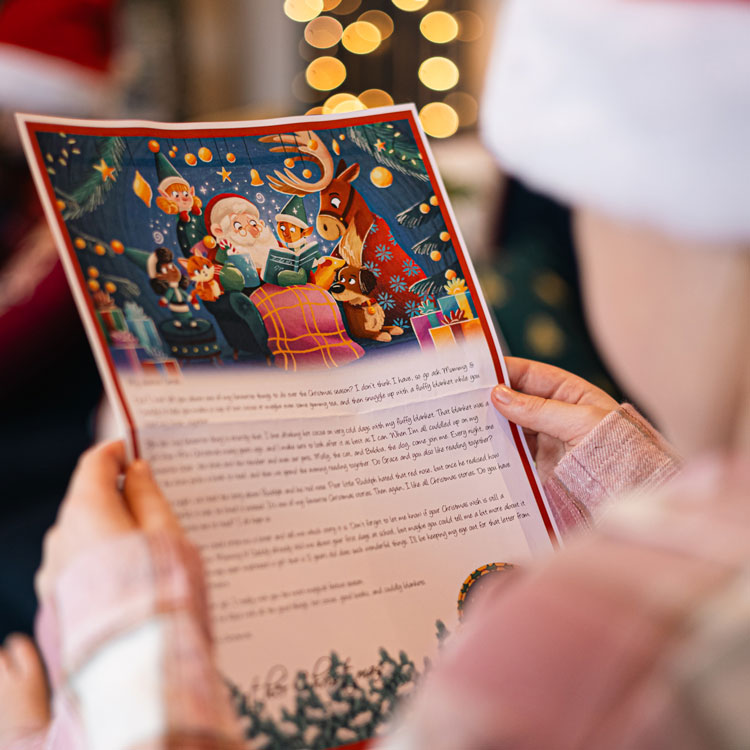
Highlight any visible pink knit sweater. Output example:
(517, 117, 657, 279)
(20, 406, 747, 750)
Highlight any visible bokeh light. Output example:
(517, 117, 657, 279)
(418, 57, 459, 91)
(420, 11, 458, 43)
(322, 0, 342, 9)
(358, 88, 394, 108)
(444, 91, 478, 126)
(304, 16, 343, 48)
(331, 0, 362, 15)
(306, 56, 347, 90)
(284, 0, 323, 23)
(358, 10, 394, 40)
(324, 92, 359, 110)
(455, 10, 483, 42)
(332, 98, 366, 114)
(391, 0, 428, 11)
(306, 106, 327, 116)
(342, 21, 381, 54)
(419, 102, 459, 138)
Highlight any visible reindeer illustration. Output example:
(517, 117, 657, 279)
(259, 130, 427, 325)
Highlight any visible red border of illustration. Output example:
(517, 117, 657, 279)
(22, 107, 557, 548)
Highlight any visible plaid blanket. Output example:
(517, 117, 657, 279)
(250, 283, 364, 370)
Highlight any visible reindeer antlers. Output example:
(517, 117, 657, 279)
(259, 130, 334, 195)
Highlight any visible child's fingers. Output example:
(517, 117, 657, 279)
(123, 460, 181, 532)
(63, 440, 128, 512)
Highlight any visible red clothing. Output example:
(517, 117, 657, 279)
(335, 215, 427, 325)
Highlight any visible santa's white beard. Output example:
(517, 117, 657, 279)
(227, 225, 277, 270)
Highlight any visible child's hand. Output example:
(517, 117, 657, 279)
(35, 441, 180, 601)
(491, 357, 618, 483)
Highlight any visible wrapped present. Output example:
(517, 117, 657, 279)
(110, 330, 144, 371)
(438, 291, 476, 321)
(410, 313, 437, 350)
(96, 307, 127, 337)
(312, 256, 346, 290)
(124, 302, 164, 355)
(141, 358, 181, 380)
(417, 299, 443, 327)
(429, 324, 456, 349)
(428, 313, 484, 348)
(440, 277, 476, 321)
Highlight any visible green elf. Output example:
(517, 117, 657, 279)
(150, 141, 206, 257)
(263, 195, 321, 286)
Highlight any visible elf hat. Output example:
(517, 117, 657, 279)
(481, 0, 750, 243)
(152, 143, 187, 191)
(122, 245, 161, 279)
(276, 195, 310, 229)
(0, 0, 116, 116)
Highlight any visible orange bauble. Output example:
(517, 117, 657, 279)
(87, 266, 99, 278)
(184, 153, 197, 166)
(370, 166, 393, 188)
(430, 250, 442, 262)
(226, 153, 236, 163)
(198, 147, 212, 162)
(88, 279, 100, 291)
(429, 195, 439, 206)
(94, 244, 106, 256)
(445, 269, 457, 280)
(104, 282, 117, 293)
(419, 203, 430, 214)
(203, 235, 217, 249)
(439, 231, 450, 242)
(284, 158, 295, 168)
(56, 199, 66, 211)
(74, 237, 86, 249)
(147, 140, 160, 153)
(110, 239, 124, 254)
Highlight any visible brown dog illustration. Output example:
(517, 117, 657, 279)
(330, 265, 404, 342)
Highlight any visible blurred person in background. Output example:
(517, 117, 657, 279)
(0, 0, 117, 639)
(1, 0, 749, 748)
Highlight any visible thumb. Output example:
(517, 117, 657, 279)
(123, 460, 181, 532)
(491, 384, 609, 446)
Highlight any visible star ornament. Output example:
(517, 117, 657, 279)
(217, 166, 232, 182)
(374, 139, 386, 152)
(93, 158, 116, 182)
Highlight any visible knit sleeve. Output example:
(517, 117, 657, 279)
(542, 404, 681, 536)
(34, 530, 245, 750)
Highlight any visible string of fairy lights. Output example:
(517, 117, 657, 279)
(283, 0, 483, 138)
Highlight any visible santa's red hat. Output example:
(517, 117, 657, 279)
(0, 0, 117, 115)
(482, 0, 750, 242)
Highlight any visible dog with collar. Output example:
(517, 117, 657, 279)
(330, 265, 404, 343)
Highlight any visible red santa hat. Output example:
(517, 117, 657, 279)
(481, 0, 750, 242)
(0, 0, 117, 116)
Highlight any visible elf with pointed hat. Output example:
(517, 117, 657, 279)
(151, 141, 206, 258)
(263, 195, 321, 286)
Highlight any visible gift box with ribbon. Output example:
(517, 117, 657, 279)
(428, 310, 484, 348)
(125, 302, 164, 356)
(96, 307, 127, 340)
(110, 330, 145, 371)
(438, 277, 476, 321)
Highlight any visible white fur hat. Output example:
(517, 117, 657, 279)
(481, 0, 750, 242)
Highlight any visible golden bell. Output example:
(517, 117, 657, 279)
(250, 169, 264, 186)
